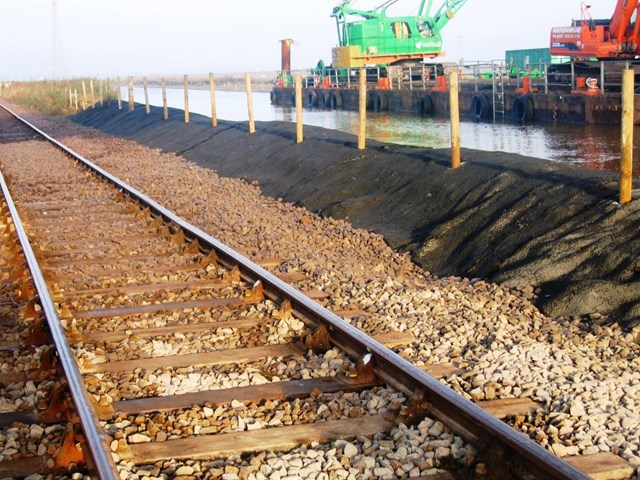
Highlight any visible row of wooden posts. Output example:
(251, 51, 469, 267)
(71, 69, 634, 205)
(115, 70, 463, 167)
(68, 79, 104, 111)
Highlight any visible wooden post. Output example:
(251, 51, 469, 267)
(245, 73, 256, 134)
(358, 68, 366, 150)
(143, 77, 150, 114)
(449, 70, 461, 169)
(89, 79, 95, 108)
(128, 76, 134, 112)
(620, 68, 634, 204)
(74, 89, 78, 111)
(68, 89, 72, 108)
(161, 78, 168, 120)
(209, 72, 218, 127)
(81, 80, 87, 110)
(99, 80, 104, 107)
(183, 74, 190, 123)
(295, 74, 303, 143)
(117, 79, 122, 110)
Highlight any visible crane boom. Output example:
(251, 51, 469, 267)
(609, 0, 640, 48)
(429, 0, 469, 32)
(330, 0, 469, 68)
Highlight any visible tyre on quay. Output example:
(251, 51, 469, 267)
(471, 93, 492, 119)
(330, 90, 343, 109)
(318, 90, 332, 109)
(371, 92, 389, 112)
(418, 95, 434, 116)
(513, 94, 535, 122)
(306, 89, 318, 108)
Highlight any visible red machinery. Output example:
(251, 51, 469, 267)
(550, 0, 640, 58)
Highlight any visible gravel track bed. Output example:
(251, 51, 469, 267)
(83, 345, 372, 402)
(108, 390, 476, 479)
(71, 303, 268, 335)
(0, 423, 65, 463)
(2, 107, 640, 478)
(76, 312, 307, 364)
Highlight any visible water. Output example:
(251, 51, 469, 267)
(125, 87, 637, 175)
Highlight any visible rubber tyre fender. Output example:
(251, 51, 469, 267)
(418, 95, 433, 116)
(372, 92, 388, 112)
(471, 93, 491, 119)
(270, 90, 277, 105)
(318, 91, 331, 109)
(513, 94, 534, 122)
(330, 91, 343, 109)
(306, 90, 318, 108)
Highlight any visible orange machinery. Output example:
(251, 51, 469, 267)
(550, 0, 640, 59)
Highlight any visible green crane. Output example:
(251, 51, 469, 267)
(331, 0, 469, 68)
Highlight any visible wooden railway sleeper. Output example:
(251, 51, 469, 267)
(51, 267, 244, 300)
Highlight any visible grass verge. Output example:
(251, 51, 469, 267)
(0, 79, 116, 116)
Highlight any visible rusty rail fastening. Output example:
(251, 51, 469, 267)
(0, 102, 591, 480)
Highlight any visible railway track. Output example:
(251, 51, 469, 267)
(0, 102, 631, 479)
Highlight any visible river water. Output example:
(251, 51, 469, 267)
(125, 87, 638, 176)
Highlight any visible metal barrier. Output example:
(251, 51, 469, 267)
(282, 59, 637, 94)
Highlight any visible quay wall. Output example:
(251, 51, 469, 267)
(271, 86, 637, 125)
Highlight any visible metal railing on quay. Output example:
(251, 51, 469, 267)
(286, 59, 638, 94)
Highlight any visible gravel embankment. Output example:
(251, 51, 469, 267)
(4, 105, 640, 478)
(70, 105, 640, 326)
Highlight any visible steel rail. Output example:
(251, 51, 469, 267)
(0, 103, 590, 480)
(0, 173, 120, 475)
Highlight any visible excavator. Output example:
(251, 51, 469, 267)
(330, 0, 469, 68)
(549, 0, 640, 83)
(550, 0, 640, 58)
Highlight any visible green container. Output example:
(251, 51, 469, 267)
(506, 48, 551, 71)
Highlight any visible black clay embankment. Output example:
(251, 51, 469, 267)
(71, 105, 640, 327)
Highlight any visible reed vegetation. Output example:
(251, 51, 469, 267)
(0, 78, 116, 116)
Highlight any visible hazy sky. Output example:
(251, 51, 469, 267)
(0, 0, 616, 80)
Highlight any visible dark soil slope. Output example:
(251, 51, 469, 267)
(71, 105, 640, 326)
